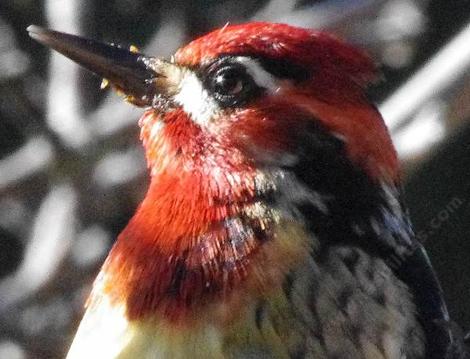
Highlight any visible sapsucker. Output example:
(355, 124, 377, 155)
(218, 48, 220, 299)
(28, 22, 464, 359)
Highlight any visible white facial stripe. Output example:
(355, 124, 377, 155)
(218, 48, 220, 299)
(234, 56, 280, 93)
(173, 57, 283, 127)
(173, 71, 220, 127)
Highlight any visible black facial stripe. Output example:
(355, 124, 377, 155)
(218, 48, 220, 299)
(273, 119, 394, 247)
(200, 55, 310, 82)
(254, 56, 310, 82)
(197, 55, 310, 108)
(198, 56, 263, 108)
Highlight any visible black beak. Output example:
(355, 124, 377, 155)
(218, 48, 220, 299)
(27, 25, 178, 107)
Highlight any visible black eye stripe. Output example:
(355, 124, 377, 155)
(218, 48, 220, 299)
(254, 57, 310, 82)
(199, 57, 262, 107)
(196, 55, 310, 108)
(199, 55, 310, 83)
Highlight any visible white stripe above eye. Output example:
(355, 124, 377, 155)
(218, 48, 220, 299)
(233, 56, 280, 93)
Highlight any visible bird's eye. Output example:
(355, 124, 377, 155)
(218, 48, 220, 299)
(214, 69, 244, 96)
(206, 64, 259, 107)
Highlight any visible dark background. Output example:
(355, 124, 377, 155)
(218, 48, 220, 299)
(0, 0, 469, 358)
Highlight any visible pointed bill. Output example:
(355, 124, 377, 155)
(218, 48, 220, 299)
(27, 25, 180, 107)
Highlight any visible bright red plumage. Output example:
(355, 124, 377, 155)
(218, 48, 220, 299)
(176, 22, 398, 181)
(176, 22, 376, 87)
(29, 22, 456, 359)
(96, 22, 400, 323)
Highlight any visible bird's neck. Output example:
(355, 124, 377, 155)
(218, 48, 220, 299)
(89, 109, 412, 327)
(93, 111, 309, 325)
(94, 170, 412, 326)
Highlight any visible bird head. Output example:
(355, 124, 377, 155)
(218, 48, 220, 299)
(28, 23, 407, 322)
(28, 22, 397, 183)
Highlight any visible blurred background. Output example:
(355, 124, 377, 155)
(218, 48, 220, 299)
(0, 0, 469, 357)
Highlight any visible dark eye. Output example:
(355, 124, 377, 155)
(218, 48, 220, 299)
(206, 63, 260, 107)
(213, 68, 244, 96)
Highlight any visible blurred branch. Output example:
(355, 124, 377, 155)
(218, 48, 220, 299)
(44, 0, 90, 148)
(381, 21, 470, 131)
(263, 0, 387, 31)
(92, 146, 146, 187)
(0, 18, 30, 80)
(0, 341, 25, 359)
(0, 184, 77, 309)
(251, 0, 297, 21)
(0, 137, 53, 190)
(392, 99, 446, 159)
(144, 8, 186, 57)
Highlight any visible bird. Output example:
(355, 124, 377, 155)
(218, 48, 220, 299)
(27, 22, 464, 358)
